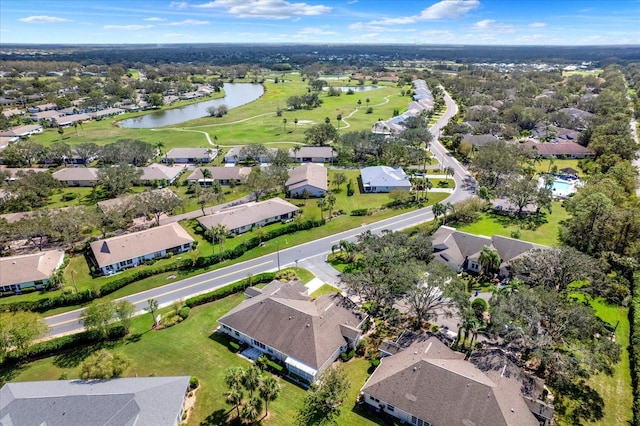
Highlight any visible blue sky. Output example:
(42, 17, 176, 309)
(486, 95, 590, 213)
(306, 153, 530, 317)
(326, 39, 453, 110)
(1, 0, 639, 45)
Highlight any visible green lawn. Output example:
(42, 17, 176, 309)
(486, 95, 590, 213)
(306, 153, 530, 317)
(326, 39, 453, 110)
(456, 201, 568, 246)
(310, 284, 342, 299)
(3, 288, 381, 426)
(534, 158, 583, 175)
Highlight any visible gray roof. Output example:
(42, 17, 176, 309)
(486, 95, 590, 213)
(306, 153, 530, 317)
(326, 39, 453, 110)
(139, 164, 184, 181)
(52, 167, 99, 182)
(362, 337, 539, 426)
(164, 148, 216, 159)
(462, 134, 498, 147)
(432, 226, 548, 273)
(97, 188, 178, 214)
(360, 166, 411, 189)
(219, 281, 362, 370)
(198, 197, 299, 232)
(288, 146, 337, 159)
(0, 376, 189, 426)
(286, 163, 328, 192)
(90, 222, 194, 268)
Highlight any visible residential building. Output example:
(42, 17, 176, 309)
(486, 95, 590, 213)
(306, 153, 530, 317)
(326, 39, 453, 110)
(431, 226, 547, 276)
(0, 167, 49, 181)
(361, 166, 412, 193)
(139, 163, 186, 185)
(286, 163, 328, 198)
(288, 146, 337, 163)
(186, 166, 251, 186)
(162, 148, 217, 164)
(360, 336, 542, 426)
(0, 376, 190, 426)
(462, 134, 498, 148)
(89, 222, 194, 275)
(97, 188, 179, 216)
(224, 146, 277, 163)
(521, 139, 595, 159)
(218, 280, 364, 383)
(0, 124, 43, 138)
(54, 113, 92, 127)
(0, 250, 65, 293)
(198, 197, 299, 235)
(52, 167, 100, 186)
(372, 79, 433, 136)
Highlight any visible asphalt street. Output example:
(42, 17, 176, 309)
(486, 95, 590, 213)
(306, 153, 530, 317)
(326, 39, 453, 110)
(44, 89, 473, 338)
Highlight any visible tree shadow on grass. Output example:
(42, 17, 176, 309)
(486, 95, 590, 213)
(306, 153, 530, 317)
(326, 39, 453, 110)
(199, 409, 229, 426)
(53, 339, 124, 369)
(350, 403, 390, 425)
(553, 380, 604, 423)
(0, 362, 23, 387)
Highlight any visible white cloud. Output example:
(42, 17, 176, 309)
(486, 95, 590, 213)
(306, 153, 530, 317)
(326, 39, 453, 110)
(529, 22, 546, 28)
(349, 22, 417, 33)
(103, 24, 153, 30)
(167, 19, 209, 26)
(194, 0, 332, 19)
(473, 19, 515, 33)
(368, 0, 481, 26)
(347, 0, 358, 3)
(297, 27, 336, 36)
(169, 1, 189, 8)
(419, 0, 481, 20)
(18, 15, 71, 23)
(165, 33, 185, 37)
(145, 17, 166, 22)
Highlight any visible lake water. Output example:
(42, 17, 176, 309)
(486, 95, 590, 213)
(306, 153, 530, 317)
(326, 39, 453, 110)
(323, 86, 382, 92)
(119, 83, 264, 128)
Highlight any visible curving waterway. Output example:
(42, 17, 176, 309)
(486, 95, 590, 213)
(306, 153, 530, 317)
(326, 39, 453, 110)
(119, 83, 264, 128)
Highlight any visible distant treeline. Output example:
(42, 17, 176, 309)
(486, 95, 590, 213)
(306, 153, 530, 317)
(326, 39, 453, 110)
(2, 43, 640, 67)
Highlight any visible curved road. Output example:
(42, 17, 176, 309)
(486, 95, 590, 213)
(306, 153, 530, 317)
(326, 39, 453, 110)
(44, 89, 471, 338)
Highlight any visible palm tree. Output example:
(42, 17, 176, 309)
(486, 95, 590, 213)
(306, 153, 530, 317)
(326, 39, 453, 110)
(357, 99, 362, 108)
(423, 179, 433, 201)
(445, 166, 455, 181)
(206, 224, 228, 257)
(224, 385, 244, 419)
(225, 366, 244, 389)
(156, 141, 165, 156)
(241, 395, 263, 424)
(292, 146, 301, 162)
(326, 192, 337, 219)
(478, 246, 501, 277)
(336, 113, 342, 130)
(444, 202, 455, 224)
(432, 202, 446, 224)
(259, 376, 281, 418)
(201, 168, 212, 186)
(242, 366, 261, 397)
(317, 197, 327, 221)
(294, 117, 298, 130)
(282, 117, 287, 131)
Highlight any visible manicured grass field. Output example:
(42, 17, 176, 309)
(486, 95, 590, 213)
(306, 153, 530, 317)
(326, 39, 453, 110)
(3, 289, 381, 426)
(456, 200, 568, 246)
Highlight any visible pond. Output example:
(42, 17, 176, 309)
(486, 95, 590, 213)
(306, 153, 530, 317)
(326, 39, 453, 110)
(323, 86, 382, 92)
(118, 83, 264, 128)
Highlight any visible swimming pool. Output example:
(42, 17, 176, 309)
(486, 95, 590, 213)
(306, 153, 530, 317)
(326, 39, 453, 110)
(538, 177, 578, 198)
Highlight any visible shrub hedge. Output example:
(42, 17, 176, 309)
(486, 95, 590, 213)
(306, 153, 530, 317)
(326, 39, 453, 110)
(185, 272, 276, 308)
(1, 219, 324, 314)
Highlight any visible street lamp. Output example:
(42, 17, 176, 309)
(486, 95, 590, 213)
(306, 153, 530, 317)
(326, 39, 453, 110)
(275, 240, 281, 271)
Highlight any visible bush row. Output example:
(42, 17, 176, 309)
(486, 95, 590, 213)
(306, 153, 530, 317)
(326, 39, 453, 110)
(1, 325, 126, 368)
(1, 219, 324, 314)
(630, 274, 640, 425)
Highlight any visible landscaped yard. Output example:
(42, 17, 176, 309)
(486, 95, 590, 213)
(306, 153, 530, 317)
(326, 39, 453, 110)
(2, 288, 381, 426)
(455, 200, 569, 246)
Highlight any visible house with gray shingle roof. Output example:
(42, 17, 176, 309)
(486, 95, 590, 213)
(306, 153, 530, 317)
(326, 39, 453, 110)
(361, 336, 542, 426)
(431, 226, 548, 277)
(0, 376, 190, 426)
(186, 166, 251, 186)
(361, 166, 412, 193)
(198, 197, 299, 235)
(139, 163, 186, 184)
(162, 148, 217, 164)
(288, 146, 337, 163)
(285, 163, 328, 198)
(218, 280, 364, 383)
(52, 167, 100, 186)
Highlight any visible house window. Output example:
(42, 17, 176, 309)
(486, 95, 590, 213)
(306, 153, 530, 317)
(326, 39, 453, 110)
(387, 404, 395, 412)
(252, 339, 266, 350)
(234, 331, 239, 337)
(222, 325, 231, 332)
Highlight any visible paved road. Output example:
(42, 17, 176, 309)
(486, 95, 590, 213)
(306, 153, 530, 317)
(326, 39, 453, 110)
(44, 89, 472, 338)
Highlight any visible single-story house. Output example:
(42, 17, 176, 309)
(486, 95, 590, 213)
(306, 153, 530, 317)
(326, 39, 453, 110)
(162, 148, 217, 164)
(431, 225, 548, 276)
(89, 222, 194, 275)
(0, 376, 190, 426)
(186, 166, 251, 186)
(198, 197, 299, 235)
(54, 113, 92, 127)
(218, 280, 364, 383)
(0, 124, 43, 138)
(285, 163, 328, 198)
(288, 146, 337, 163)
(91, 107, 125, 119)
(372, 80, 433, 136)
(223, 146, 277, 164)
(29, 110, 61, 122)
(139, 163, 186, 185)
(52, 167, 100, 187)
(520, 140, 595, 159)
(360, 336, 541, 426)
(361, 166, 412, 193)
(1, 167, 49, 181)
(0, 250, 65, 293)
(462, 133, 498, 148)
